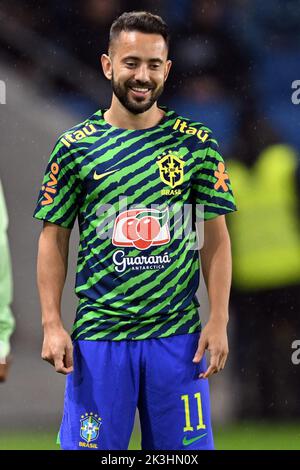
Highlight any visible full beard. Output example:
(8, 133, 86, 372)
(111, 74, 164, 115)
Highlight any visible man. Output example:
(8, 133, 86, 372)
(34, 11, 236, 450)
(0, 179, 15, 382)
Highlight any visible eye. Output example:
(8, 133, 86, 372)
(150, 64, 160, 69)
(126, 62, 136, 68)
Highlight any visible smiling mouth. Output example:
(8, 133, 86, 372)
(129, 86, 152, 97)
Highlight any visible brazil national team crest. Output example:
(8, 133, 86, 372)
(157, 150, 185, 195)
(79, 412, 102, 448)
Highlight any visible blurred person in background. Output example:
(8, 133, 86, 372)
(170, 0, 249, 99)
(227, 105, 300, 420)
(33, 11, 237, 450)
(0, 179, 15, 382)
(168, 0, 251, 155)
(68, 0, 122, 70)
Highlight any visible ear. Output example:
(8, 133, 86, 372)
(101, 54, 112, 80)
(164, 59, 172, 82)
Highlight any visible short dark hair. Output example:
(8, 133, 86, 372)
(109, 11, 170, 52)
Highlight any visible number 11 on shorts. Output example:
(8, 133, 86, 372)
(181, 393, 206, 431)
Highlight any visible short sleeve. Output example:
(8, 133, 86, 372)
(192, 137, 237, 221)
(33, 140, 82, 229)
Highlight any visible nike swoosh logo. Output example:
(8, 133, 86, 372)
(182, 433, 207, 446)
(93, 169, 119, 180)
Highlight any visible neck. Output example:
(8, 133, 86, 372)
(103, 95, 165, 130)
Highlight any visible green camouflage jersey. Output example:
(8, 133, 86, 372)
(33, 106, 236, 341)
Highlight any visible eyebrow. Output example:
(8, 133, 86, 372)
(122, 56, 163, 64)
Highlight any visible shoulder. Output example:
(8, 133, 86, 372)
(58, 109, 102, 150)
(170, 110, 219, 151)
(52, 109, 102, 156)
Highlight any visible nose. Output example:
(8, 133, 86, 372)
(134, 63, 150, 83)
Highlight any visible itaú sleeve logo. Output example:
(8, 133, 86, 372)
(112, 207, 170, 250)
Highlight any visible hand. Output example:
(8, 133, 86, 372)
(42, 324, 73, 375)
(192, 318, 229, 379)
(0, 359, 10, 383)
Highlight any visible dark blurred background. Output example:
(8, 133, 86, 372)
(0, 0, 300, 449)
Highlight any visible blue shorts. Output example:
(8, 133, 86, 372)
(58, 333, 214, 450)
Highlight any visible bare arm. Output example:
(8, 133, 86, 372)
(37, 221, 73, 374)
(193, 215, 232, 378)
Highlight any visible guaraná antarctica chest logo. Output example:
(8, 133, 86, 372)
(112, 207, 172, 273)
(96, 197, 204, 275)
(79, 412, 102, 448)
(112, 207, 170, 250)
(157, 150, 185, 196)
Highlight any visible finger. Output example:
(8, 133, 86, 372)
(193, 339, 206, 363)
(200, 364, 218, 379)
(55, 365, 71, 375)
(54, 357, 69, 375)
(64, 345, 74, 370)
(215, 352, 224, 371)
(213, 348, 226, 370)
(200, 353, 220, 378)
(219, 354, 228, 371)
(59, 366, 73, 375)
(56, 368, 69, 375)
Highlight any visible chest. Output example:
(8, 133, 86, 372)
(76, 137, 197, 204)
